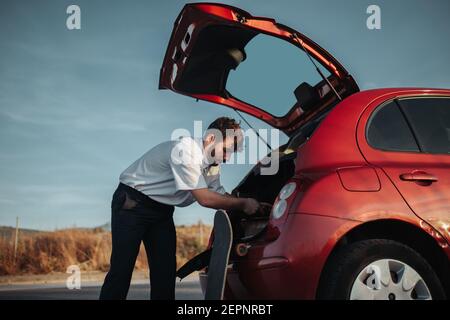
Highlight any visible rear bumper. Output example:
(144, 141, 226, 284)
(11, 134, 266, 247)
(198, 256, 290, 299)
(202, 213, 360, 299)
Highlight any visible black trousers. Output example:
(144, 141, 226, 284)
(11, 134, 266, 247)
(99, 183, 176, 300)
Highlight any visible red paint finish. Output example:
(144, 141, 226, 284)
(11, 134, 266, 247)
(357, 89, 450, 245)
(337, 166, 381, 192)
(226, 214, 360, 299)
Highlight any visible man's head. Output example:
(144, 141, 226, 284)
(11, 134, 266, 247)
(203, 117, 243, 164)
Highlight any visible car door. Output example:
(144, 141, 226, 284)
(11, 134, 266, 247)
(361, 95, 450, 244)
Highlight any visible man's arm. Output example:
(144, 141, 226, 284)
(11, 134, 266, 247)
(191, 188, 259, 215)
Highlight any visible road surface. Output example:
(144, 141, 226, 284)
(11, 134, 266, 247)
(0, 279, 203, 300)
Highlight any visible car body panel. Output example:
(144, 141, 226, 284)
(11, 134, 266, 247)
(223, 213, 360, 299)
(356, 89, 450, 245)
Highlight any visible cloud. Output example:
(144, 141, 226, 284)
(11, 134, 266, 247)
(0, 184, 108, 207)
(0, 35, 158, 72)
(0, 198, 16, 205)
(0, 108, 149, 132)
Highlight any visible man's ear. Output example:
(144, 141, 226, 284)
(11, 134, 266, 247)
(205, 133, 215, 144)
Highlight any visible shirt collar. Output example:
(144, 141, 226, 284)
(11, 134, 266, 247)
(193, 137, 219, 171)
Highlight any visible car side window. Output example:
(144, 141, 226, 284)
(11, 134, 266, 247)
(397, 97, 450, 154)
(367, 101, 420, 152)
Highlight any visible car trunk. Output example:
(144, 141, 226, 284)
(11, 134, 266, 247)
(176, 115, 325, 279)
(227, 148, 296, 244)
(176, 149, 296, 279)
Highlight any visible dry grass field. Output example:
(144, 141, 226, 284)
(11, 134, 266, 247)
(0, 224, 212, 276)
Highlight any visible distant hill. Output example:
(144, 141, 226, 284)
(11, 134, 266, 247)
(95, 222, 111, 232)
(0, 226, 42, 239)
(0, 221, 202, 235)
(0, 222, 112, 238)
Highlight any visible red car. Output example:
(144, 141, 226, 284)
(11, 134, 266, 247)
(159, 3, 450, 300)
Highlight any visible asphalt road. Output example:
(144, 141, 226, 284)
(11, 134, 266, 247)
(0, 279, 203, 300)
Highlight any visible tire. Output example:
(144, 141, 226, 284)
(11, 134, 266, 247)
(317, 239, 446, 300)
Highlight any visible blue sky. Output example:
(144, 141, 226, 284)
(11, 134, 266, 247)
(0, 0, 449, 230)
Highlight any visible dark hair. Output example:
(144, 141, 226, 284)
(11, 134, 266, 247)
(206, 117, 243, 151)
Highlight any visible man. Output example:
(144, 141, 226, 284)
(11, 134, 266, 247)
(99, 117, 263, 300)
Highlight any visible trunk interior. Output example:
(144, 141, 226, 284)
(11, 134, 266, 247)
(228, 149, 296, 243)
(228, 112, 327, 246)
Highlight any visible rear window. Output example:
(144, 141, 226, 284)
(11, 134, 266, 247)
(226, 34, 331, 117)
(367, 101, 419, 152)
(397, 97, 450, 154)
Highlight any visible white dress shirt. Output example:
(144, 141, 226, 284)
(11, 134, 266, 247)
(119, 136, 225, 207)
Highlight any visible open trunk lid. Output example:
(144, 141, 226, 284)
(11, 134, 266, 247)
(159, 2, 359, 135)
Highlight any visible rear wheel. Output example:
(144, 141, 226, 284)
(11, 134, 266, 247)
(317, 239, 446, 300)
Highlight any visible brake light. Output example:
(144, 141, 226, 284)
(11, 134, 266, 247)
(271, 182, 297, 219)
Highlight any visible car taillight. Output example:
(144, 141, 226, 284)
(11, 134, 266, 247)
(272, 199, 287, 219)
(279, 182, 296, 200)
(271, 182, 297, 220)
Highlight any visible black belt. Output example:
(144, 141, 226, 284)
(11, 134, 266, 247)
(118, 182, 174, 213)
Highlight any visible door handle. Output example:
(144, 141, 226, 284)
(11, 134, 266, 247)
(400, 171, 438, 185)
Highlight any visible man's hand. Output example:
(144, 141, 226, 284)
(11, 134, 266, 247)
(244, 201, 273, 216)
(191, 188, 261, 214)
(242, 198, 259, 216)
(257, 202, 273, 215)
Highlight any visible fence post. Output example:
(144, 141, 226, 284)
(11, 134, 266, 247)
(13, 216, 19, 264)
